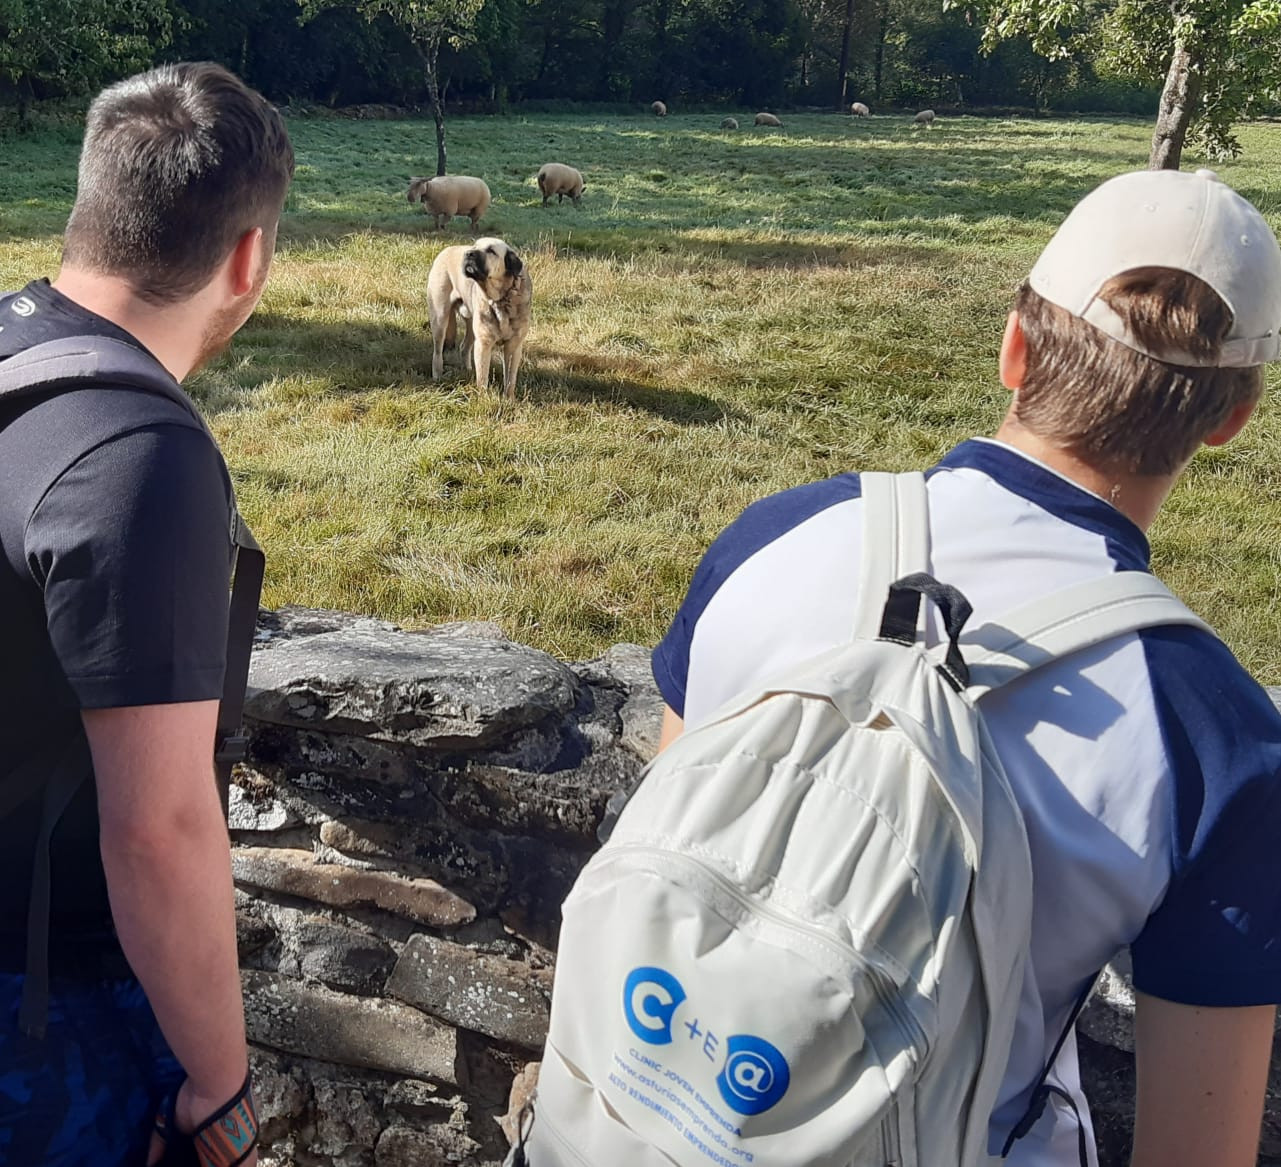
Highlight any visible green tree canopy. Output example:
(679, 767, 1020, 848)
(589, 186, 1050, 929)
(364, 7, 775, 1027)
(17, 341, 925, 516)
(300, 0, 486, 174)
(0, 0, 170, 121)
(956, 0, 1281, 164)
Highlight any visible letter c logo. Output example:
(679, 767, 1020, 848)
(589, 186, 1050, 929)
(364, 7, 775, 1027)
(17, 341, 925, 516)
(623, 966, 686, 1046)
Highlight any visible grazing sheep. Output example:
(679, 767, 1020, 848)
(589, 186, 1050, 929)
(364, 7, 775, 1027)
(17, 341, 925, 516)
(753, 112, 783, 127)
(721, 116, 739, 130)
(913, 109, 936, 128)
(651, 100, 667, 117)
(851, 101, 870, 117)
(537, 162, 585, 208)
(407, 175, 492, 230)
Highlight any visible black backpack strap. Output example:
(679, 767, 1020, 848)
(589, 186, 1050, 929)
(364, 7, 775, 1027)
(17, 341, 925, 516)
(18, 751, 91, 1037)
(1001, 976, 1096, 1165)
(217, 514, 264, 814)
(0, 336, 201, 418)
(0, 335, 264, 1027)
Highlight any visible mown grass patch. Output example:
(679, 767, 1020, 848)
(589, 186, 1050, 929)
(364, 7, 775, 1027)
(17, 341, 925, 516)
(3, 111, 1281, 667)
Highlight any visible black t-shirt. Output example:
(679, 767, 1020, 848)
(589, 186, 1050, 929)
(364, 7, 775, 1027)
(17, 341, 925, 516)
(0, 280, 235, 970)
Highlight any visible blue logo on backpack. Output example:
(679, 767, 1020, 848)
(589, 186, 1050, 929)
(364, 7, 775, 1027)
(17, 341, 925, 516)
(623, 966, 686, 1046)
(717, 1033, 791, 1116)
(621, 966, 791, 1116)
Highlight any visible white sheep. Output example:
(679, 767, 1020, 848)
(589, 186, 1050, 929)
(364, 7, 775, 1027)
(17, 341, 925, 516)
(407, 175, 492, 230)
(913, 109, 936, 128)
(721, 116, 739, 130)
(851, 102, 870, 117)
(537, 162, 585, 208)
(754, 112, 783, 127)
(651, 101, 668, 117)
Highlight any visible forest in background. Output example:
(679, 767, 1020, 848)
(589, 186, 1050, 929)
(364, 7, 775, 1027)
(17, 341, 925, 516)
(3, 0, 1168, 119)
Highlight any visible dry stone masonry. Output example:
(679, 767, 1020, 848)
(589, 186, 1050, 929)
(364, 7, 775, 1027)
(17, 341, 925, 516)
(235, 606, 1281, 1166)
(237, 608, 651, 1165)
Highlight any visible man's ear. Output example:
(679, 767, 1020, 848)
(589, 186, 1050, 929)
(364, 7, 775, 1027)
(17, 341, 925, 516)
(999, 310, 1027, 391)
(228, 227, 264, 298)
(1204, 398, 1258, 448)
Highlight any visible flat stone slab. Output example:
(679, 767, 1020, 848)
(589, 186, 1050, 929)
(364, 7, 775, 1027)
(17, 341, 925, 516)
(229, 784, 298, 832)
(233, 846, 476, 928)
(242, 970, 459, 1084)
(387, 933, 550, 1051)
(246, 624, 580, 748)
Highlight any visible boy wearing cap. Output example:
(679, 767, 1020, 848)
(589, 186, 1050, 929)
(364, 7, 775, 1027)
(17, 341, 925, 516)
(652, 168, 1281, 1166)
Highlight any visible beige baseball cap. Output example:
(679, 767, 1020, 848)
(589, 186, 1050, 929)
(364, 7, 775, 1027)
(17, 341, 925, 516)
(1028, 168, 1281, 368)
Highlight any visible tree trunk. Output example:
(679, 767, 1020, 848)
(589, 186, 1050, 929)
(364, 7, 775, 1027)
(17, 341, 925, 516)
(599, 0, 630, 99)
(651, 0, 673, 98)
(422, 38, 448, 178)
(836, 0, 857, 108)
(1149, 34, 1199, 170)
(873, 0, 889, 102)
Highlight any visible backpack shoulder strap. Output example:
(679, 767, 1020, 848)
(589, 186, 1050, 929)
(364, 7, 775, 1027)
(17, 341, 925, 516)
(0, 335, 207, 430)
(854, 470, 929, 639)
(3, 333, 264, 1033)
(218, 514, 263, 814)
(962, 571, 1212, 698)
(0, 334, 264, 809)
(964, 573, 1206, 1160)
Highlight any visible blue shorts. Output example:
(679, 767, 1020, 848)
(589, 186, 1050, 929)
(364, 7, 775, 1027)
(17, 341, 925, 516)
(0, 974, 183, 1166)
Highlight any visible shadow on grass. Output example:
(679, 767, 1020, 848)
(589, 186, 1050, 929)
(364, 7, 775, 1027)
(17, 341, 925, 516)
(522, 353, 739, 425)
(264, 112, 1155, 260)
(192, 312, 734, 427)
(557, 232, 961, 270)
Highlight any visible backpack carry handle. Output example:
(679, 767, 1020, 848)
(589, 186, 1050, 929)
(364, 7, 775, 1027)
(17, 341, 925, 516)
(879, 572, 973, 690)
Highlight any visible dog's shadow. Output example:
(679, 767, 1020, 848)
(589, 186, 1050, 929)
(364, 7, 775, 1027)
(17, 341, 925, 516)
(204, 313, 735, 427)
(518, 356, 741, 426)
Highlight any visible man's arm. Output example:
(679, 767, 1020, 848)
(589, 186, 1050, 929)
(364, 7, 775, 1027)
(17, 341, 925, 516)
(657, 705, 684, 754)
(84, 700, 252, 1139)
(1130, 990, 1274, 1167)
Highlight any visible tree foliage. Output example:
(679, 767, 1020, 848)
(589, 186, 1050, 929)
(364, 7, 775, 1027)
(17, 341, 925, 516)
(300, 0, 486, 174)
(0, 0, 170, 118)
(957, 0, 1281, 159)
(9, 0, 1279, 164)
(300, 0, 485, 48)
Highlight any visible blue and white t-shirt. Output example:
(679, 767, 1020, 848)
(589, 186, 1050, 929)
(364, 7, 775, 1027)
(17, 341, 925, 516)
(653, 437, 1281, 1166)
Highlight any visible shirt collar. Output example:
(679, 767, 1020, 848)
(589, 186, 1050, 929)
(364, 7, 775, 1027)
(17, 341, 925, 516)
(936, 437, 1151, 570)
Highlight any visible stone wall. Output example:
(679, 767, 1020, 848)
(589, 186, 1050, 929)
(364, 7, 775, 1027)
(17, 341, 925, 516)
(235, 606, 1281, 1166)
(236, 608, 659, 1166)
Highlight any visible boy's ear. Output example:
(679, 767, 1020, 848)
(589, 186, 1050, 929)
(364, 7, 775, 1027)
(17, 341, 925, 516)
(1204, 398, 1258, 448)
(999, 310, 1027, 391)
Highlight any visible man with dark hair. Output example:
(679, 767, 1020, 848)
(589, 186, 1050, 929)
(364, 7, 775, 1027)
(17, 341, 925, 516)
(650, 169, 1281, 1166)
(0, 63, 292, 1166)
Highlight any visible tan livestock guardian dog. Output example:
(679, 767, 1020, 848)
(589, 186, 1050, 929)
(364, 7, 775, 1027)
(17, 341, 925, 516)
(427, 238, 532, 400)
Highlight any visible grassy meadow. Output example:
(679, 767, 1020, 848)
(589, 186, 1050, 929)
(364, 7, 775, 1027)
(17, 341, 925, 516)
(3, 110, 1281, 671)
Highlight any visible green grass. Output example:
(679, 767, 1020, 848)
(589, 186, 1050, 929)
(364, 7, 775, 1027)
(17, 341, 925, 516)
(4, 110, 1281, 671)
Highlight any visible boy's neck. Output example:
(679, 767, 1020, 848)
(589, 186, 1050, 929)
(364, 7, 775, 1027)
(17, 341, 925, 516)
(991, 416, 1177, 533)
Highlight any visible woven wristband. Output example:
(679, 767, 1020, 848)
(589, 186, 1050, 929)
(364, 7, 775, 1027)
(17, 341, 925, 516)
(191, 1070, 260, 1167)
(154, 1071, 259, 1167)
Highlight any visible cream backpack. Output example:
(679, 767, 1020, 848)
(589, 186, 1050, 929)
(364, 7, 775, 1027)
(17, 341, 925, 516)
(521, 472, 1209, 1167)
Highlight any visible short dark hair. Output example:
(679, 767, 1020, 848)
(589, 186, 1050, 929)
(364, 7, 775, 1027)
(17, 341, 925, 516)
(1012, 269, 1265, 476)
(63, 62, 295, 305)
